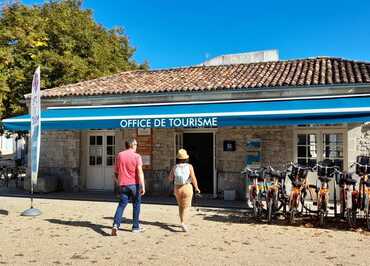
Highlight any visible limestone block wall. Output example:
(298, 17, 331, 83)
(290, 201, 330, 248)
(37, 131, 80, 191)
(216, 126, 294, 198)
(348, 123, 370, 166)
(152, 128, 176, 170)
(117, 128, 175, 195)
(146, 126, 294, 198)
(148, 128, 176, 194)
(30, 124, 370, 198)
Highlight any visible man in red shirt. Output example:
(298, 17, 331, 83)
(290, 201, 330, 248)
(112, 138, 145, 236)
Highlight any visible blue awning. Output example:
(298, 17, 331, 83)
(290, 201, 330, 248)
(3, 95, 370, 131)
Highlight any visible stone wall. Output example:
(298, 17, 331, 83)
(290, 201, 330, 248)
(216, 126, 294, 198)
(34, 124, 370, 198)
(147, 128, 175, 194)
(37, 131, 80, 192)
(137, 126, 294, 198)
(348, 123, 370, 166)
(117, 128, 175, 195)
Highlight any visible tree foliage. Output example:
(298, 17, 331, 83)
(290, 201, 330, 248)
(0, 0, 147, 118)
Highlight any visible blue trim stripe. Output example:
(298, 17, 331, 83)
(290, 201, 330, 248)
(3, 96, 370, 131)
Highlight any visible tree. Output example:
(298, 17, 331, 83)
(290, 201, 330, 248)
(0, 0, 147, 118)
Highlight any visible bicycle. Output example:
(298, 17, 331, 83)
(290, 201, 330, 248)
(351, 156, 370, 229)
(312, 160, 338, 227)
(363, 178, 370, 230)
(0, 166, 24, 188)
(242, 167, 266, 218)
(337, 170, 358, 228)
(286, 162, 311, 224)
(265, 165, 287, 223)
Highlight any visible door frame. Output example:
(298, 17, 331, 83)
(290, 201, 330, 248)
(181, 129, 217, 198)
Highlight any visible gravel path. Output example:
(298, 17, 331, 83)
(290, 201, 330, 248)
(0, 196, 369, 265)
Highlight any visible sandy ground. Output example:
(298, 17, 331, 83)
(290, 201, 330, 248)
(0, 196, 370, 266)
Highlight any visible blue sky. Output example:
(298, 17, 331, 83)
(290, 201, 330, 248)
(16, 0, 370, 69)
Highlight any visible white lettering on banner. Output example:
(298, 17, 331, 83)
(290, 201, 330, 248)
(119, 117, 218, 128)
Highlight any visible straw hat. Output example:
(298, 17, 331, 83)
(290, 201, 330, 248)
(177, 148, 189, 160)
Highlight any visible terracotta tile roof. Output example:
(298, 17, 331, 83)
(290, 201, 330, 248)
(32, 57, 370, 99)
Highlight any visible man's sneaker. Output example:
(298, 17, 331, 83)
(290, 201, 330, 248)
(132, 227, 145, 233)
(181, 223, 189, 232)
(111, 227, 118, 236)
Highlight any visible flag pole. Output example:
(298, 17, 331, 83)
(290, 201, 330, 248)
(22, 66, 41, 217)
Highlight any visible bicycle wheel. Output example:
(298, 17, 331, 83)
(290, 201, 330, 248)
(289, 209, 295, 224)
(0, 171, 7, 187)
(346, 209, 354, 228)
(318, 200, 326, 227)
(351, 209, 357, 227)
(267, 198, 273, 223)
(253, 201, 258, 218)
(318, 210, 325, 227)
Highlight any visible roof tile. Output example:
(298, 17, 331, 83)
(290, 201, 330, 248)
(31, 57, 370, 99)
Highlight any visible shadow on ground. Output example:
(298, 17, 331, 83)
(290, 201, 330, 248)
(45, 219, 112, 236)
(103, 217, 183, 233)
(196, 207, 370, 234)
(44, 217, 183, 236)
(0, 209, 9, 216)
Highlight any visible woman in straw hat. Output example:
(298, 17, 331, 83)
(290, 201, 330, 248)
(167, 148, 201, 232)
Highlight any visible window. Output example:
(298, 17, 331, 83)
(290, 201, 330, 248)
(297, 134, 318, 167)
(89, 135, 103, 166)
(323, 133, 344, 169)
(106, 135, 116, 166)
(88, 134, 116, 167)
(295, 129, 345, 170)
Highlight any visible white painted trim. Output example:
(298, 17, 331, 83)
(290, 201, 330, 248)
(6, 106, 370, 123)
(47, 93, 370, 110)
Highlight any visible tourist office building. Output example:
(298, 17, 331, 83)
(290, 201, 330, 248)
(4, 57, 370, 199)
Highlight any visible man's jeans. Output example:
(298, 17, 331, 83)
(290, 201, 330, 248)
(113, 184, 141, 229)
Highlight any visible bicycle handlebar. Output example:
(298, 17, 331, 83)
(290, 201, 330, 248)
(349, 162, 370, 168)
(287, 162, 313, 171)
(311, 164, 339, 170)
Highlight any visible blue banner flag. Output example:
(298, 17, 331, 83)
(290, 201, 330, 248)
(30, 66, 41, 186)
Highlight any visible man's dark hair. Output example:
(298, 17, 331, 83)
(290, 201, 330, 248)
(125, 138, 137, 149)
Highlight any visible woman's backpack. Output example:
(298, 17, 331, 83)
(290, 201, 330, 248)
(174, 163, 191, 185)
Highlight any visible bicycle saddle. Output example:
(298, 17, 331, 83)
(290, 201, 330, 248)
(356, 156, 370, 175)
(291, 179, 304, 187)
(249, 172, 262, 179)
(271, 170, 286, 180)
(344, 178, 357, 185)
(318, 176, 332, 183)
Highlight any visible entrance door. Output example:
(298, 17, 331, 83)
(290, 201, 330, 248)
(183, 133, 214, 194)
(86, 132, 116, 190)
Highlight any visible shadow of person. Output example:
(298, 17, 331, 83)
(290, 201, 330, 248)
(0, 209, 9, 216)
(103, 217, 183, 232)
(45, 218, 113, 236)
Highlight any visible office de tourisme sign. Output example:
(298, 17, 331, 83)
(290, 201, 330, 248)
(119, 117, 218, 128)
